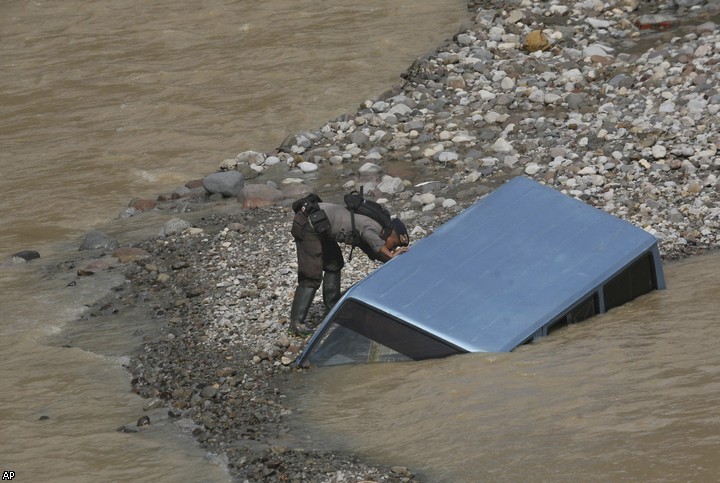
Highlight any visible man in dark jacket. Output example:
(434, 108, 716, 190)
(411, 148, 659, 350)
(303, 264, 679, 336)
(289, 202, 409, 335)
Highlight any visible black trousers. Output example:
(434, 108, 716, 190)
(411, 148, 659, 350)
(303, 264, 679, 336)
(291, 211, 344, 289)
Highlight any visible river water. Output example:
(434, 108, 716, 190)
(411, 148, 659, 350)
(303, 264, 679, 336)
(4, 2, 720, 481)
(289, 252, 720, 482)
(0, 0, 468, 480)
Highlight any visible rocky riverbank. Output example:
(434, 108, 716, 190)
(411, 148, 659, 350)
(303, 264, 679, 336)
(49, 0, 720, 481)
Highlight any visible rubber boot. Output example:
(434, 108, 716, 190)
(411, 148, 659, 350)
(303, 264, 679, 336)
(322, 270, 342, 312)
(289, 286, 316, 336)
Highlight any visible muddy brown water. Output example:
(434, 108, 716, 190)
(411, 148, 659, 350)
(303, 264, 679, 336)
(0, 0, 467, 480)
(3, 2, 719, 480)
(288, 252, 720, 481)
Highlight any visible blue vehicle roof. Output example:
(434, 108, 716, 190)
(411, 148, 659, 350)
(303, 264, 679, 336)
(301, 176, 665, 357)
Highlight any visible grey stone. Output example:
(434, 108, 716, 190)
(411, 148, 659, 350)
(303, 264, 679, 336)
(377, 176, 405, 194)
(160, 218, 192, 237)
(608, 74, 634, 89)
(201, 385, 218, 399)
(12, 250, 40, 261)
(202, 171, 245, 197)
(79, 230, 119, 251)
(349, 131, 370, 147)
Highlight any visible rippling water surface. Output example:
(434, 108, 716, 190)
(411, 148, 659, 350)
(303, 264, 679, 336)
(0, 0, 468, 479)
(0, 0, 466, 253)
(289, 253, 720, 482)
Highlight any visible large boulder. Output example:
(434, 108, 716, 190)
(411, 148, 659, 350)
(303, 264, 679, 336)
(202, 171, 245, 197)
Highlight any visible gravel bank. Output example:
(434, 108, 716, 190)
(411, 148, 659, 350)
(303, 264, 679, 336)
(79, 0, 720, 481)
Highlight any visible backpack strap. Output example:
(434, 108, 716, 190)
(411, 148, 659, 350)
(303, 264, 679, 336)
(348, 209, 357, 261)
(344, 185, 365, 261)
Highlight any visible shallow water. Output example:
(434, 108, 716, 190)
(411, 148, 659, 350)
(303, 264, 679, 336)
(0, 0, 468, 479)
(289, 252, 720, 482)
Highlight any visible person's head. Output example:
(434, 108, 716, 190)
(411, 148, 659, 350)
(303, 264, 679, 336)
(384, 218, 409, 252)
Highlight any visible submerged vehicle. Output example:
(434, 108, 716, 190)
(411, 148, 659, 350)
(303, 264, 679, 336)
(297, 177, 666, 366)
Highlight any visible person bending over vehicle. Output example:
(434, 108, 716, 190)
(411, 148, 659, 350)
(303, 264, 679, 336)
(289, 199, 409, 336)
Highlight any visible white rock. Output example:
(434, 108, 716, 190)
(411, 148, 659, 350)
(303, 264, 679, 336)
(388, 103, 412, 116)
(488, 26, 505, 41)
(501, 77, 515, 90)
(506, 9, 524, 22)
(298, 161, 318, 173)
(419, 193, 436, 205)
(485, 111, 502, 124)
(438, 151, 459, 162)
(400, 210, 418, 221)
(583, 43, 614, 57)
(491, 138, 514, 154)
(423, 143, 444, 158)
(478, 90, 496, 100)
(687, 98, 708, 113)
(443, 199, 457, 208)
(561, 69, 584, 83)
(372, 100, 388, 112)
(502, 156, 518, 168)
(652, 145, 667, 159)
(452, 133, 475, 143)
(377, 176, 405, 194)
(544, 93, 561, 104)
(525, 163, 540, 175)
(236, 150, 266, 164)
(587, 18, 611, 29)
(590, 175, 605, 186)
(659, 101, 676, 113)
(219, 158, 238, 170)
(410, 226, 427, 237)
(359, 162, 382, 174)
(467, 171, 482, 183)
